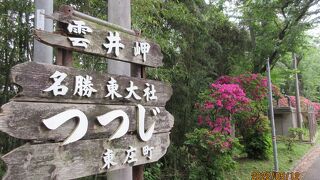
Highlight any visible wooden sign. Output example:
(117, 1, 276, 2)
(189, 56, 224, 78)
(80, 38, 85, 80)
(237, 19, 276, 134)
(34, 6, 163, 67)
(10, 62, 171, 106)
(1, 5, 173, 180)
(0, 101, 173, 142)
(0, 62, 173, 179)
(2, 133, 170, 179)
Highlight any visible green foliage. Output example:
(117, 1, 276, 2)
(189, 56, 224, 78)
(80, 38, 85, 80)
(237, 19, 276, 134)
(270, 44, 320, 101)
(281, 128, 305, 151)
(227, 139, 313, 179)
(0, 0, 33, 105)
(236, 114, 271, 160)
(144, 162, 163, 180)
(184, 128, 242, 180)
(300, 46, 320, 101)
(1, 0, 320, 179)
(156, 144, 189, 179)
(0, 1, 32, 169)
(54, 0, 107, 19)
(236, 0, 317, 73)
(132, 0, 249, 149)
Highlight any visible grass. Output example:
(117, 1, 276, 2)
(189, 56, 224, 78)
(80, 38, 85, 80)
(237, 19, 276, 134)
(227, 132, 319, 180)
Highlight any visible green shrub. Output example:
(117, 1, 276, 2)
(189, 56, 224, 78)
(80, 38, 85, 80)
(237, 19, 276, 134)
(144, 162, 163, 180)
(236, 114, 271, 160)
(282, 128, 305, 151)
(184, 128, 242, 180)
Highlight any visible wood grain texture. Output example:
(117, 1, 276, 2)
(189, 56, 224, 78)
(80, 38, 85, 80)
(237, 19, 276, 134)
(11, 62, 172, 107)
(0, 101, 174, 142)
(34, 25, 163, 67)
(1, 133, 170, 180)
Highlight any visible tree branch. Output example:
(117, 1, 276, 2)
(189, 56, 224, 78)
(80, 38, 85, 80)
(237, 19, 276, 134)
(259, 0, 316, 73)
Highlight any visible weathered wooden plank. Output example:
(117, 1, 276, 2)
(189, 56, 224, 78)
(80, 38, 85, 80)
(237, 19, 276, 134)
(0, 101, 174, 142)
(11, 62, 172, 107)
(34, 24, 163, 67)
(1, 132, 170, 180)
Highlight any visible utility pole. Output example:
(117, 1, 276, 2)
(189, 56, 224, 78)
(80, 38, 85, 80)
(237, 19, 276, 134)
(107, 0, 132, 179)
(267, 58, 279, 172)
(293, 53, 303, 140)
(34, 0, 53, 64)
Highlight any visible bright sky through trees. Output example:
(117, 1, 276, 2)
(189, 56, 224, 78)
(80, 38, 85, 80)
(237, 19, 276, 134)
(205, 0, 320, 37)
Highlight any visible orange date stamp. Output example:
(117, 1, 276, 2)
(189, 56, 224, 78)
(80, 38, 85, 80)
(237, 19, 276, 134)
(251, 171, 301, 180)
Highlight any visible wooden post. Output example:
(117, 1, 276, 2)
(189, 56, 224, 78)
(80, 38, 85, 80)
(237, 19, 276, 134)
(107, 0, 132, 179)
(131, 14, 145, 180)
(55, 6, 73, 67)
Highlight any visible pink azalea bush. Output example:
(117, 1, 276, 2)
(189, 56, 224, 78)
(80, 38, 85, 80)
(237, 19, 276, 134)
(278, 96, 320, 119)
(278, 96, 312, 110)
(215, 73, 268, 100)
(215, 73, 283, 101)
(197, 83, 250, 135)
(196, 73, 273, 159)
(313, 103, 320, 119)
(197, 73, 270, 135)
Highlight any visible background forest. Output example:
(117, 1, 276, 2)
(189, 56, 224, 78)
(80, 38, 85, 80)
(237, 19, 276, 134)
(1, 0, 320, 179)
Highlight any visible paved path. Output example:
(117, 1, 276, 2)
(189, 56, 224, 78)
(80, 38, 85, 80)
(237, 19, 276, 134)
(292, 145, 320, 180)
(303, 156, 320, 180)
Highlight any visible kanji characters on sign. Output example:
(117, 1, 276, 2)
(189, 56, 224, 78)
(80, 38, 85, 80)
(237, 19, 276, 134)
(65, 21, 153, 62)
(43, 72, 158, 102)
(42, 103, 158, 168)
(105, 77, 122, 99)
(43, 71, 68, 96)
(142, 145, 154, 160)
(123, 146, 138, 164)
(68, 37, 90, 48)
(125, 81, 141, 100)
(74, 75, 97, 97)
(144, 83, 158, 101)
(102, 149, 117, 169)
(67, 20, 93, 35)
(134, 42, 151, 62)
(101, 145, 155, 170)
(67, 20, 92, 49)
(103, 31, 125, 57)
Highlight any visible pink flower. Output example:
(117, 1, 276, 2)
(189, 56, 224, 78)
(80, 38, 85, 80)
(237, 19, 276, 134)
(213, 126, 222, 133)
(204, 101, 214, 109)
(198, 115, 203, 125)
(251, 74, 258, 80)
(196, 73, 271, 136)
(222, 141, 231, 149)
(216, 100, 223, 107)
(261, 78, 268, 87)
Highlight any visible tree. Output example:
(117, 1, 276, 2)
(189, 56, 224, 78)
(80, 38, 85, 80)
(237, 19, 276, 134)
(0, 1, 33, 176)
(0, 0, 33, 105)
(299, 44, 320, 101)
(132, 0, 250, 146)
(236, 0, 320, 73)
